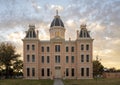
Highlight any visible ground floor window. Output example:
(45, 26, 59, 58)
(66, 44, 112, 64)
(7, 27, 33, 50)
(41, 68, 44, 76)
(27, 68, 30, 76)
(32, 68, 35, 76)
(81, 68, 84, 76)
(47, 68, 50, 76)
(71, 68, 74, 77)
(66, 68, 69, 76)
(86, 68, 89, 76)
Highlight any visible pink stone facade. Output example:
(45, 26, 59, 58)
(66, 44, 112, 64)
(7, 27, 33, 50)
(22, 13, 94, 79)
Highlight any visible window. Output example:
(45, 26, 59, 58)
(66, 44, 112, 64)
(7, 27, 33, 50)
(32, 68, 35, 76)
(71, 56, 74, 63)
(27, 55, 30, 62)
(32, 55, 35, 62)
(55, 45, 60, 52)
(47, 47, 50, 52)
(42, 56, 44, 63)
(86, 44, 89, 50)
(47, 56, 50, 63)
(27, 45, 30, 50)
(33, 30, 36, 38)
(41, 68, 44, 76)
(86, 68, 89, 76)
(86, 55, 89, 62)
(32, 45, 35, 50)
(71, 46, 74, 52)
(66, 68, 69, 76)
(66, 46, 68, 52)
(81, 68, 84, 76)
(81, 44, 84, 50)
(41, 46, 44, 52)
(66, 56, 69, 63)
(81, 55, 84, 62)
(55, 55, 60, 63)
(30, 31, 32, 37)
(47, 68, 50, 76)
(27, 68, 30, 76)
(71, 68, 74, 76)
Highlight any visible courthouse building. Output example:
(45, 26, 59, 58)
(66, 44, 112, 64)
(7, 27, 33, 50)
(22, 11, 94, 79)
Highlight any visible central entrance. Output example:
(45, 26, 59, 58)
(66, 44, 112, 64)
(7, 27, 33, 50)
(55, 66, 61, 78)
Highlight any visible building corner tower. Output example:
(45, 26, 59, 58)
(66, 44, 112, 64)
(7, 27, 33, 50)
(22, 25, 39, 79)
(76, 24, 94, 79)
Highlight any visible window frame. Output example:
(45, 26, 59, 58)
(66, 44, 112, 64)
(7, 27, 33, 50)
(71, 46, 74, 52)
(27, 55, 30, 62)
(27, 45, 30, 51)
(81, 44, 84, 50)
(71, 56, 74, 63)
(32, 55, 35, 62)
(66, 46, 69, 52)
(42, 56, 44, 63)
(32, 45, 35, 50)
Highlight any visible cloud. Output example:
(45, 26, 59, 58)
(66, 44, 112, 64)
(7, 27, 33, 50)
(31, 0, 41, 13)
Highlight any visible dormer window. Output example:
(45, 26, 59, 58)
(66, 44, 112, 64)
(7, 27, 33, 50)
(25, 25, 37, 38)
(79, 24, 91, 38)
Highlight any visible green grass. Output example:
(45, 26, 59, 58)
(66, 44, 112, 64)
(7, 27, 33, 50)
(0, 79, 53, 85)
(63, 78, 120, 85)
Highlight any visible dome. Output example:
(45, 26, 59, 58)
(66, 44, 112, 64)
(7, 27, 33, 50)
(50, 11, 64, 27)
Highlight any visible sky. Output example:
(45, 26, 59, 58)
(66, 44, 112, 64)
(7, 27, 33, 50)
(0, 0, 120, 69)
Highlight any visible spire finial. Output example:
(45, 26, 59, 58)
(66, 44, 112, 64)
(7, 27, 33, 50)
(56, 9, 58, 15)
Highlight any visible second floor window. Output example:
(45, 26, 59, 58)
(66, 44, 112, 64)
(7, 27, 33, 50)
(55, 45, 60, 52)
(55, 55, 60, 63)
(81, 55, 84, 62)
(27, 55, 30, 62)
(47, 56, 50, 63)
(42, 56, 44, 63)
(71, 56, 74, 63)
(86, 55, 89, 62)
(32, 55, 35, 62)
(66, 56, 69, 63)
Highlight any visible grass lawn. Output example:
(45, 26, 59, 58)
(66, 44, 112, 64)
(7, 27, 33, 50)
(0, 79, 53, 85)
(63, 78, 120, 85)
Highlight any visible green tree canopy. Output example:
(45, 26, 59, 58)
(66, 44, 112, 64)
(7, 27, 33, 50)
(0, 42, 20, 78)
(93, 60, 104, 77)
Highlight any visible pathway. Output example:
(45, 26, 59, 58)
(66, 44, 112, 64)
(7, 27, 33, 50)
(53, 79, 64, 85)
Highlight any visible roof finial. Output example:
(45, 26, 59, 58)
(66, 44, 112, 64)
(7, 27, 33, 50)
(56, 9, 58, 15)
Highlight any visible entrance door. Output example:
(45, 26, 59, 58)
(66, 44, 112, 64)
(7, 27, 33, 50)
(55, 67, 61, 78)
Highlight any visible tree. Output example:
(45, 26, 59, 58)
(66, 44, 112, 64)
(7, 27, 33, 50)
(93, 58, 104, 77)
(13, 60, 23, 76)
(0, 42, 20, 78)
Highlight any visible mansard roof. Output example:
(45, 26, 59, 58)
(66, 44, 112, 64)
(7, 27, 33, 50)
(50, 10, 64, 27)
